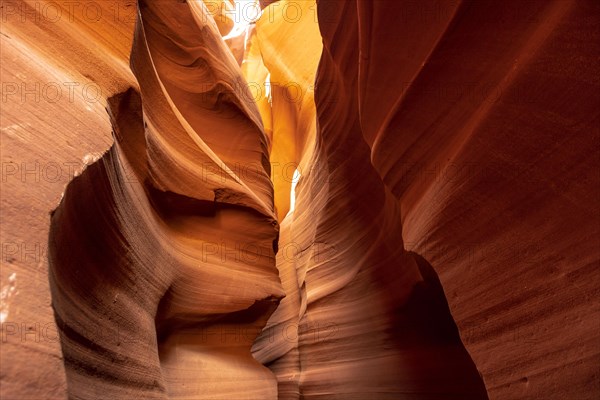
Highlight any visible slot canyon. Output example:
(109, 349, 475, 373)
(0, 0, 598, 399)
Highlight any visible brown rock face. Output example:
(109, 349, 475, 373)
(1, 1, 598, 400)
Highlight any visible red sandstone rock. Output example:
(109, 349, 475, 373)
(0, 1, 598, 399)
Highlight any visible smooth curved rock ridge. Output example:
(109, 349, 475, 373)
(48, 1, 285, 399)
(311, 0, 599, 399)
(0, 1, 138, 398)
(1, 0, 598, 399)
(251, 1, 489, 398)
(135, 0, 275, 215)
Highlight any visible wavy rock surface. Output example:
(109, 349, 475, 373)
(309, 1, 599, 399)
(1, 1, 137, 397)
(0, 0, 598, 400)
(48, 1, 283, 399)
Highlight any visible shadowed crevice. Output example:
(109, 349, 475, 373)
(386, 251, 489, 398)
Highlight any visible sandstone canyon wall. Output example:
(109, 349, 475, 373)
(0, 1, 598, 399)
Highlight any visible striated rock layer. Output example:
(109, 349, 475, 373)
(314, 1, 600, 399)
(49, 1, 283, 398)
(0, 0, 598, 399)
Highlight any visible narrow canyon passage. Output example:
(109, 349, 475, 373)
(47, 0, 488, 398)
(1, 0, 597, 399)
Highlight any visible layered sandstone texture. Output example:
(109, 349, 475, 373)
(0, 1, 598, 400)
